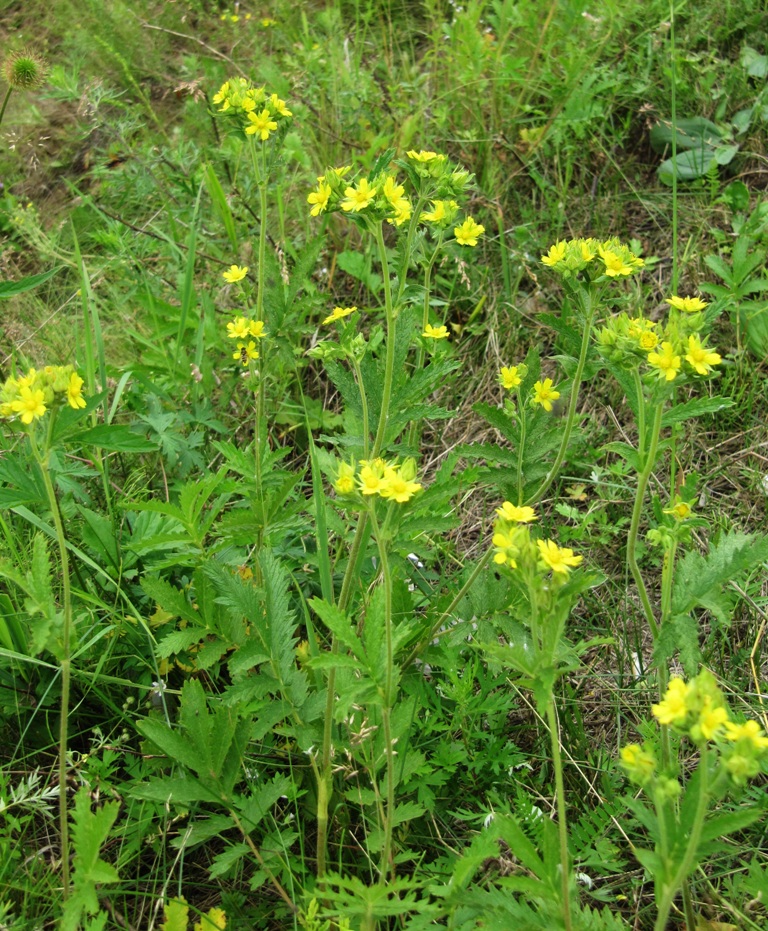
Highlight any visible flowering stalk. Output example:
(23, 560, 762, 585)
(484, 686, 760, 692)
(524, 288, 595, 507)
(546, 698, 573, 931)
(407, 235, 443, 450)
(368, 502, 396, 882)
(372, 222, 396, 458)
(29, 423, 73, 901)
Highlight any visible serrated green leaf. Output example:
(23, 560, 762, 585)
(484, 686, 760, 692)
(661, 396, 734, 427)
(161, 898, 189, 931)
(672, 532, 768, 616)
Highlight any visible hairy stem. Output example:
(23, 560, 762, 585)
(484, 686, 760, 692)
(546, 698, 573, 931)
(31, 429, 72, 901)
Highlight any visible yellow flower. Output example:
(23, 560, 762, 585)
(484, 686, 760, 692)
(421, 201, 447, 223)
(685, 335, 721, 376)
(341, 178, 377, 212)
(358, 460, 387, 495)
(232, 341, 259, 364)
(620, 743, 656, 783)
(223, 265, 248, 283)
(531, 378, 560, 412)
(665, 295, 708, 314)
(495, 502, 537, 523)
(212, 81, 230, 107)
(541, 241, 566, 267)
(307, 180, 331, 216)
(245, 109, 278, 140)
(454, 217, 485, 246)
(663, 500, 692, 520)
(226, 316, 250, 339)
(323, 306, 357, 325)
(382, 175, 406, 207)
(499, 366, 522, 390)
(407, 150, 444, 162)
(492, 530, 518, 569)
(379, 470, 422, 503)
(66, 372, 87, 410)
(11, 386, 47, 424)
(536, 539, 583, 575)
(648, 342, 681, 381)
(269, 93, 292, 117)
(333, 461, 357, 496)
(638, 330, 659, 351)
(249, 320, 265, 339)
(724, 719, 768, 751)
(697, 701, 729, 741)
(599, 248, 633, 277)
(652, 678, 690, 726)
(422, 324, 449, 339)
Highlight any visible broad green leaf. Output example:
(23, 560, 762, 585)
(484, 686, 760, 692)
(0, 265, 64, 298)
(650, 117, 723, 153)
(699, 807, 763, 845)
(661, 396, 734, 427)
(658, 148, 717, 184)
(74, 424, 157, 452)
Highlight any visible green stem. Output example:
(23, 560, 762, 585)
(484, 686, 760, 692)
(407, 239, 442, 450)
(524, 289, 595, 507)
(654, 749, 710, 931)
(625, 401, 664, 642)
(403, 548, 493, 670)
(352, 357, 370, 459)
(0, 86, 12, 130)
(372, 223, 396, 458)
(317, 510, 370, 878)
(30, 428, 72, 902)
(546, 698, 572, 931)
(516, 392, 527, 505)
(369, 504, 395, 882)
(249, 141, 269, 535)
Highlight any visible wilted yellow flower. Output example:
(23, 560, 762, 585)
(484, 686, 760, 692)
(269, 93, 292, 117)
(663, 500, 692, 520)
(421, 201, 447, 223)
(492, 530, 518, 569)
(334, 461, 357, 496)
(696, 700, 729, 741)
(620, 743, 656, 784)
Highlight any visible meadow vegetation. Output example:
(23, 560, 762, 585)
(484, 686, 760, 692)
(1, 1, 768, 928)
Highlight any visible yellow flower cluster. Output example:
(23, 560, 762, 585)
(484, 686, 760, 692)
(211, 78, 292, 140)
(491, 502, 582, 576)
(597, 298, 721, 383)
(333, 458, 422, 504)
(306, 153, 481, 242)
(226, 315, 266, 365)
(622, 670, 768, 788)
(647, 670, 768, 783)
(541, 237, 644, 279)
(0, 365, 87, 425)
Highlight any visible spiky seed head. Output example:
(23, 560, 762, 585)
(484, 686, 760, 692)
(3, 48, 49, 90)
